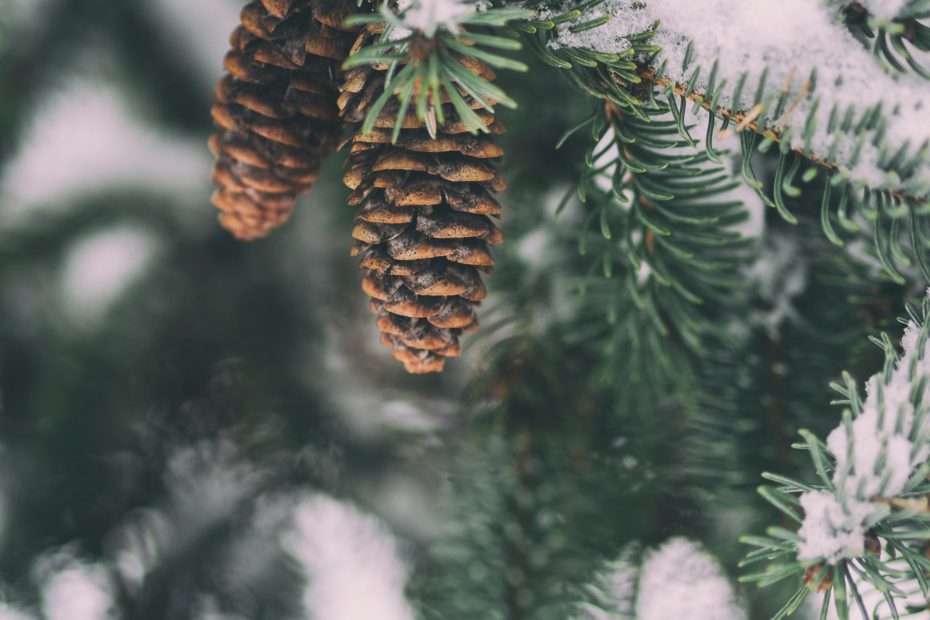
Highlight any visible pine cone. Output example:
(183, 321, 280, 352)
(209, 0, 357, 240)
(339, 27, 506, 374)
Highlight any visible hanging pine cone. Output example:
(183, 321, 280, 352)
(209, 0, 356, 240)
(339, 26, 507, 374)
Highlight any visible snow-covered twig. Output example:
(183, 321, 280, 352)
(797, 288, 930, 562)
(545, 0, 930, 201)
(744, 289, 930, 619)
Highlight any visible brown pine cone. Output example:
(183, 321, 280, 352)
(339, 27, 507, 374)
(209, 0, 357, 240)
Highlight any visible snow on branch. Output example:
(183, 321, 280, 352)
(545, 0, 930, 201)
(282, 494, 416, 620)
(575, 538, 746, 620)
(743, 289, 930, 619)
(797, 288, 930, 563)
(391, 0, 477, 38)
(636, 539, 746, 620)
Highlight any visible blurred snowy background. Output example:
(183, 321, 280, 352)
(0, 0, 606, 617)
(0, 0, 474, 616)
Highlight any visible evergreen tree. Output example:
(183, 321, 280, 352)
(1, 0, 929, 618)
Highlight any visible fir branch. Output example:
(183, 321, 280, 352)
(742, 290, 930, 620)
(564, 99, 753, 363)
(641, 66, 930, 283)
(526, 0, 930, 282)
(342, 1, 532, 139)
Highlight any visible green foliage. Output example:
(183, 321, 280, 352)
(844, 3, 930, 80)
(414, 334, 706, 619)
(518, 0, 657, 114)
(521, 0, 930, 286)
(571, 105, 751, 355)
(740, 132, 930, 284)
(472, 81, 753, 403)
(343, 2, 533, 139)
(687, 223, 904, 496)
(741, 294, 930, 620)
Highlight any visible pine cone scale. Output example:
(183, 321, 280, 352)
(210, 0, 354, 240)
(260, 0, 295, 19)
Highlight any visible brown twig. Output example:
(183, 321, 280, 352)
(636, 68, 926, 207)
(874, 495, 930, 512)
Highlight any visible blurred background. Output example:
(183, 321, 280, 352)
(0, 0, 913, 618)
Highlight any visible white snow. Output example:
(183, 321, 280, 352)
(577, 539, 745, 619)
(282, 494, 416, 620)
(392, 0, 477, 39)
(59, 227, 160, 325)
(0, 81, 210, 223)
(548, 0, 930, 199)
(797, 287, 930, 562)
(635, 538, 746, 620)
(38, 560, 115, 620)
(796, 491, 872, 561)
(854, 0, 912, 19)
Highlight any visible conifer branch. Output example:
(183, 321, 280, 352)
(524, 0, 930, 282)
(343, 0, 532, 138)
(563, 99, 752, 361)
(742, 290, 930, 620)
